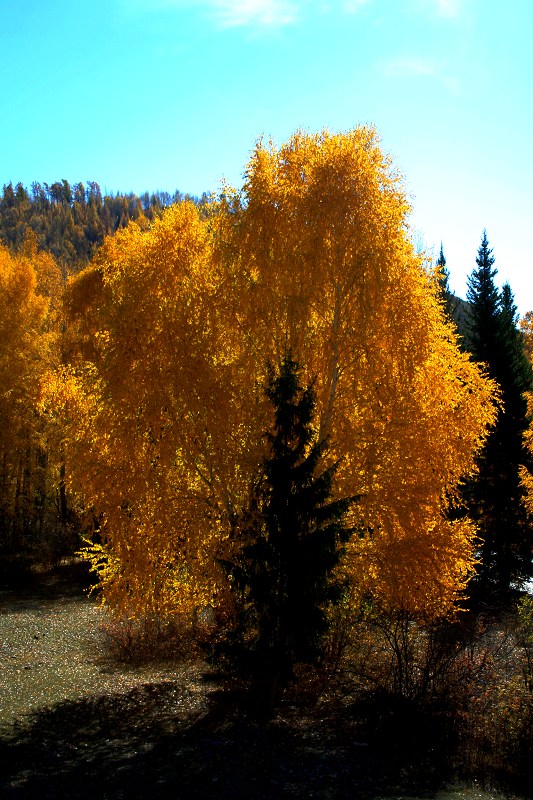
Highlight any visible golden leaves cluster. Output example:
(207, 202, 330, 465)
(518, 314, 533, 519)
(0, 242, 61, 530)
(55, 128, 497, 622)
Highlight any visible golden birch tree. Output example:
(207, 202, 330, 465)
(0, 242, 60, 549)
(47, 128, 497, 624)
(520, 315, 533, 515)
(212, 129, 498, 618)
(520, 310, 533, 363)
(521, 394, 533, 516)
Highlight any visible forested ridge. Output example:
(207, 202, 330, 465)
(1, 128, 533, 794)
(0, 180, 207, 274)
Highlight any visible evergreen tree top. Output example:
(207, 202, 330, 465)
(476, 229, 495, 268)
(466, 230, 501, 364)
(500, 282, 518, 327)
(436, 242, 450, 295)
(467, 229, 499, 309)
(435, 242, 460, 326)
(436, 242, 446, 270)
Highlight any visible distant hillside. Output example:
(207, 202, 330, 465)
(0, 180, 207, 274)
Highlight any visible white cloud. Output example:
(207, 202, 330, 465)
(435, 0, 461, 17)
(124, 0, 379, 26)
(209, 0, 298, 27)
(122, 0, 298, 27)
(123, 0, 464, 25)
(411, 0, 463, 18)
(343, 0, 371, 12)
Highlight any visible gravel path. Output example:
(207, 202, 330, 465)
(1, 594, 106, 722)
(0, 591, 204, 727)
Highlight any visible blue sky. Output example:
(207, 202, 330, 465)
(1, 0, 532, 311)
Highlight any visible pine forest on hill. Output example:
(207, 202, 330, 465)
(1, 129, 533, 797)
(0, 180, 208, 274)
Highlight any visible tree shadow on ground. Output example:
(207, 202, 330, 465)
(0, 675, 459, 800)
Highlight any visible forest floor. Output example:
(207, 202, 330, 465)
(0, 559, 529, 800)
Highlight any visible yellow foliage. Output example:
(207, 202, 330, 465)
(519, 310, 533, 364)
(0, 244, 50, 427)
(0, 243, 60, 539)
(520, 393, 533, 515)
(52, 129, 497, 622)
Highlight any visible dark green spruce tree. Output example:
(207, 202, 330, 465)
(224, 353, 354, 705)
(436, 243, 455, 319)
(465, 231, 533, 598)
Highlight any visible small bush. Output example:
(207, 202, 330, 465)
(100, 614, 198, 664)
(517, 594, 533, 693)
(345, 609, 472, 702)
(338, 604, 533, 793)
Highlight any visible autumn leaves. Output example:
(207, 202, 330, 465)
(34, 128, 496, 630)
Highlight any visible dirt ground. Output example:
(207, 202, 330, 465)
(0, 562, 528, 799)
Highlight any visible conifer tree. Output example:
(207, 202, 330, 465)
(466, 231, 501, 365)
(435, 243, 458, 322)
(436, 243, 450, 296)
(225, 354, 353, 698)
(465, 232, 533, 596)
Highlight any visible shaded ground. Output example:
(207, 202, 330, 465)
(0, 683, 407, 799)
(0, 561, 529, 799)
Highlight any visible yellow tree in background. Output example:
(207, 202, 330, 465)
(521, 394, 533, 515)
(520, 310, 533, 363)
(0, 242, 60, 549)
(49, 203, 233, 619)
(48, 128, 497, 624)
(519, 315, 533, 517)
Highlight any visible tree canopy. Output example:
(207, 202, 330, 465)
(44, 128, 497, 624)
(0, 240, 62, 551)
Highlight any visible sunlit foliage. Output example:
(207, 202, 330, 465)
(520, 310, 533, 364)
(0, 242, 61, 550)
(519, 314, 533, 518)
(520, 393, 533, 516)
(46, 128, 497, 623)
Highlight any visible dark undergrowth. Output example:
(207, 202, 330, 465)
(0, 676, 477, 800)
(1, 562, 532, 799)
(0, 553, 94, 597)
